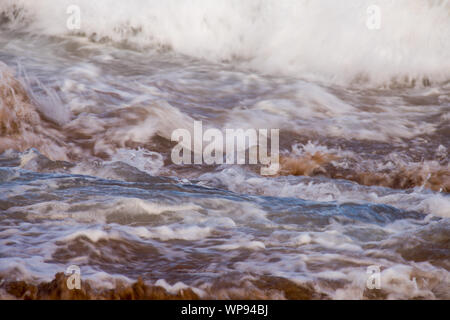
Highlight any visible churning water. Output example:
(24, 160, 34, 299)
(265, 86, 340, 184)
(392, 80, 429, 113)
(0, 0, 449, 299)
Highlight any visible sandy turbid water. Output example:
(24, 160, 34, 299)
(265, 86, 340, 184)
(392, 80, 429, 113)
(0, 0, 449, 299)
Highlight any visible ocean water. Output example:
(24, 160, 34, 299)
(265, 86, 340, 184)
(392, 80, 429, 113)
(0, 0, 449, 299)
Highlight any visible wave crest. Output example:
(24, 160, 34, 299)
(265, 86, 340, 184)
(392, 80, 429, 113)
(2, 0, 450, 85)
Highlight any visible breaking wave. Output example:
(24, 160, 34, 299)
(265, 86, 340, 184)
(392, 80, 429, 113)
(1, 0, 450, 85)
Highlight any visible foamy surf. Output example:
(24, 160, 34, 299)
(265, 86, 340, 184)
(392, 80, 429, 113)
(0, 0, 449, 300)
(2, 0, 450, 85)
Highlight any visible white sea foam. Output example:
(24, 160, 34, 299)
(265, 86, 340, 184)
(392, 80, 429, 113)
(2, 0, 449, 85)
(198, 166, 450, 218)
(0, 0, 448, 299)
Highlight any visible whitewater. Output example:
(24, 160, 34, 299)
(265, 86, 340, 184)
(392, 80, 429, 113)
(0, 0, 448, 299)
